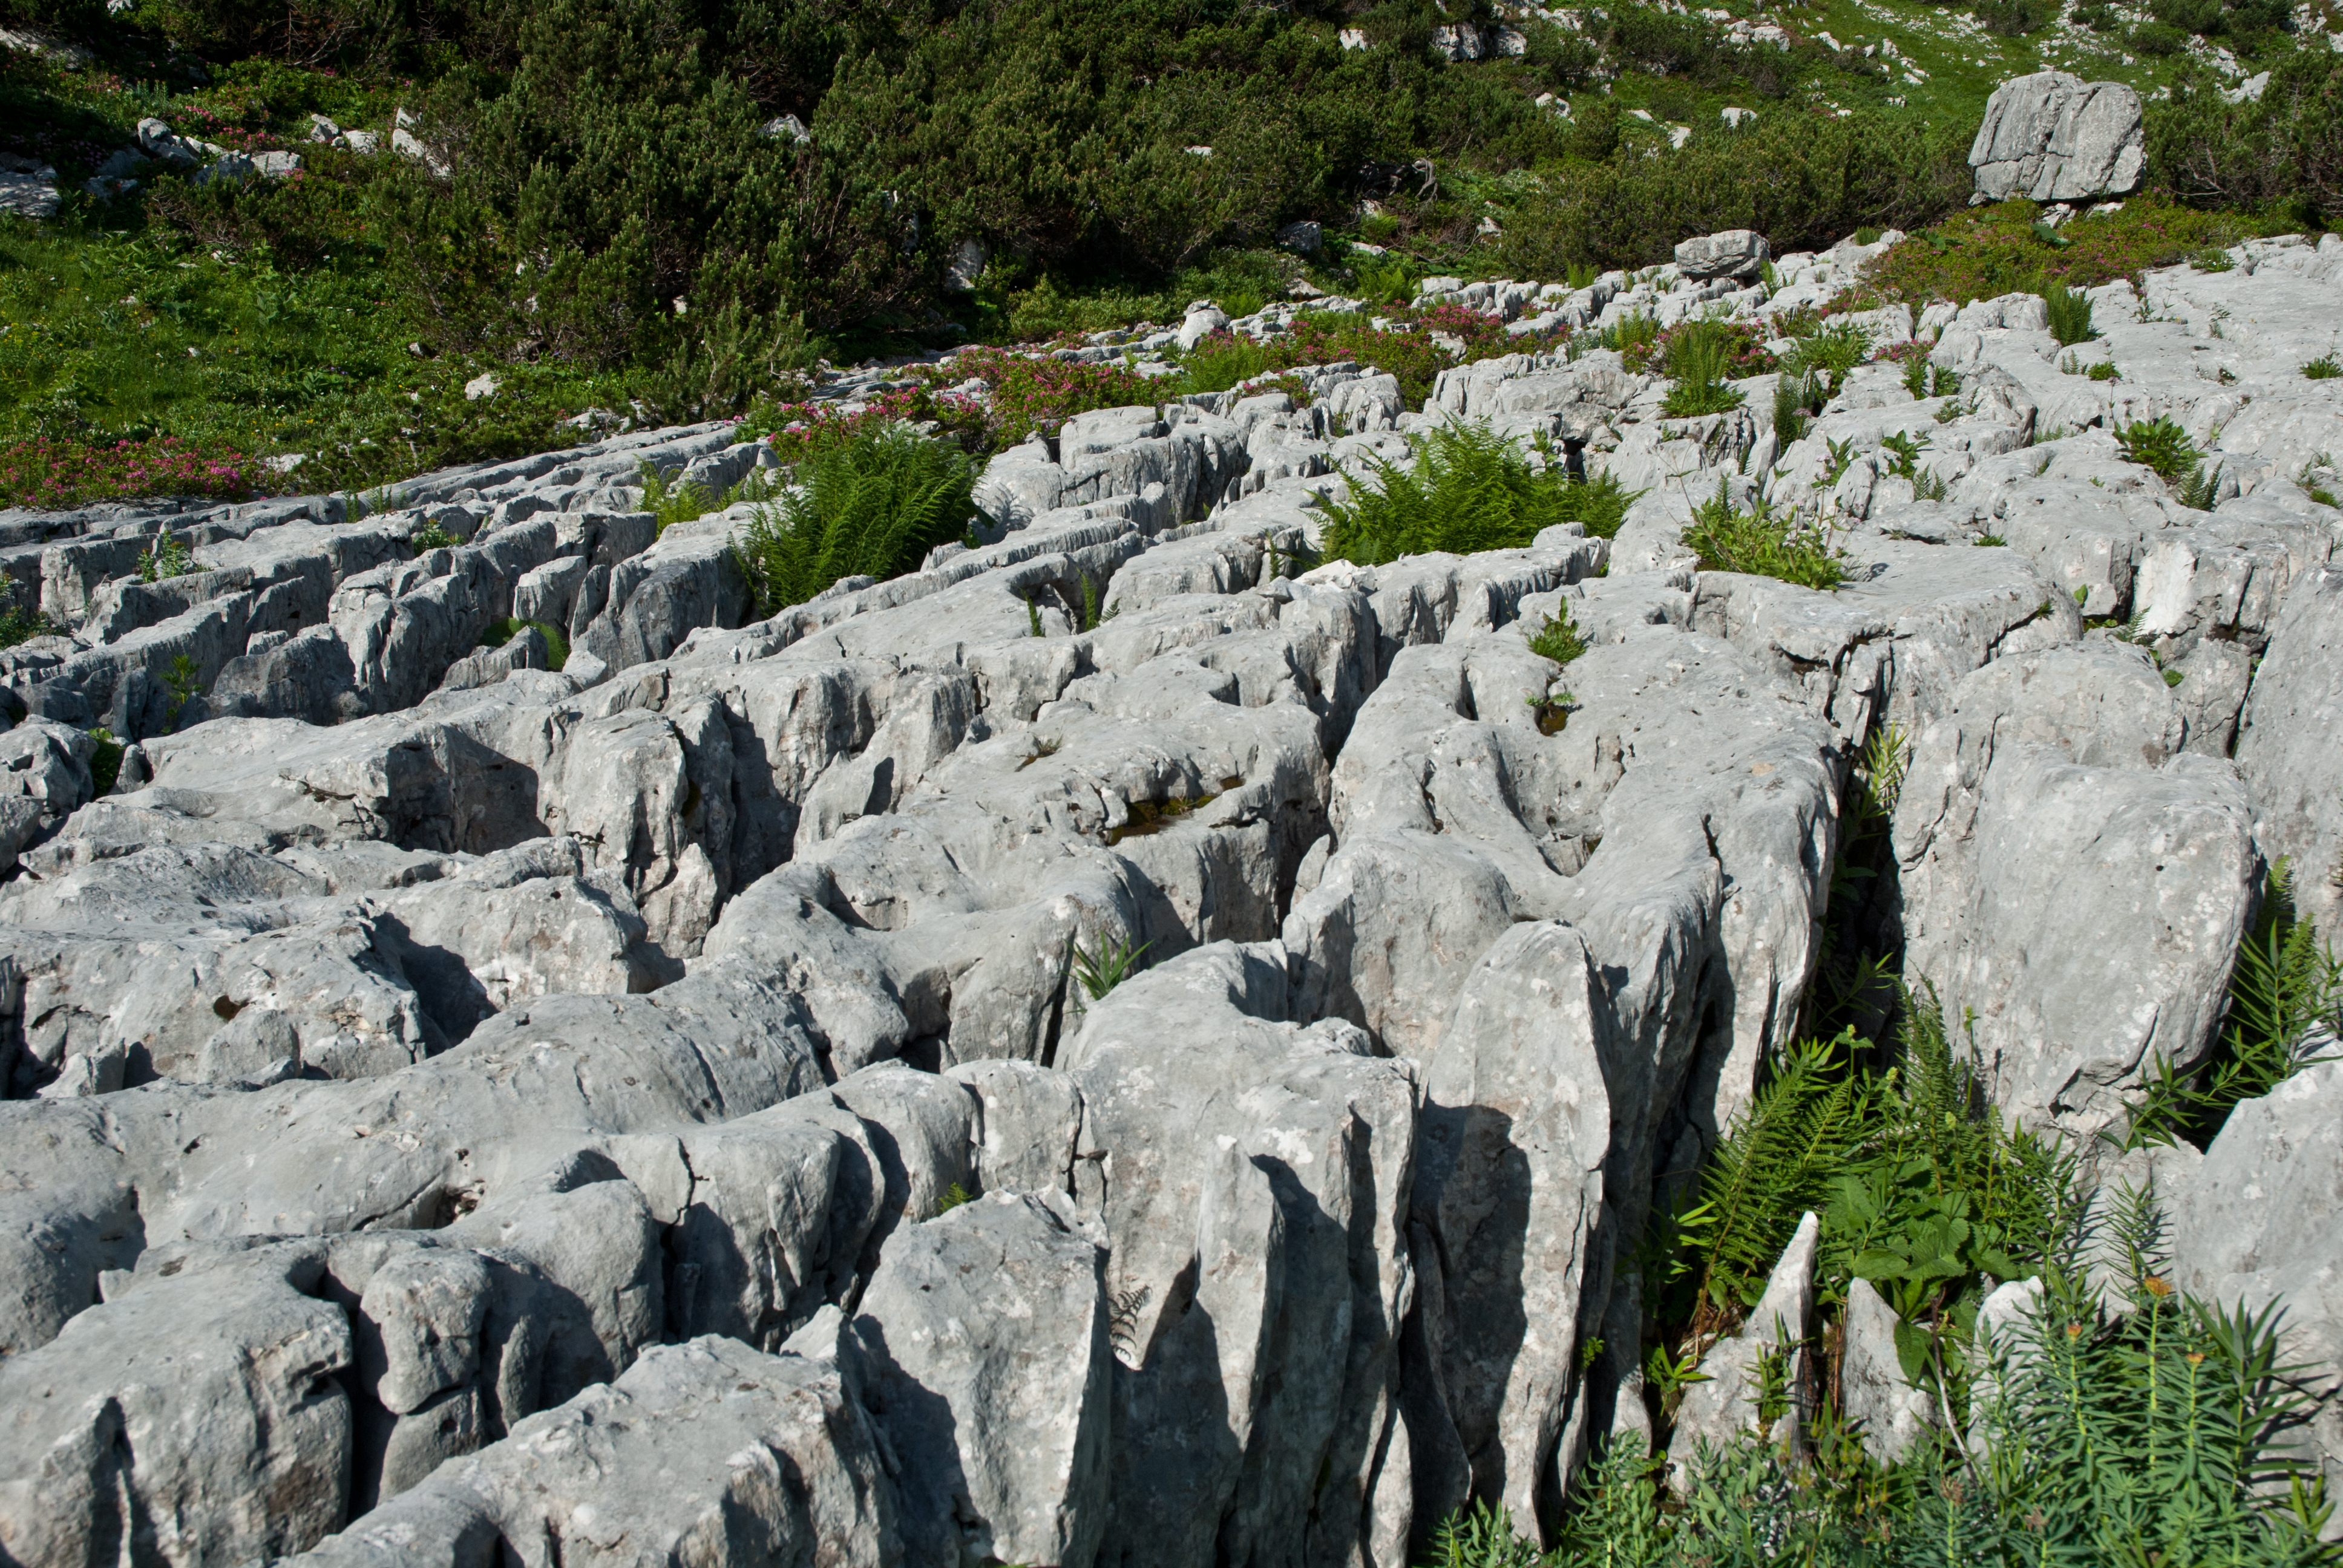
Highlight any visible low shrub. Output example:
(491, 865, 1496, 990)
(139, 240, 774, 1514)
(733, 425, 977, 615)
(2115, 415, 2201, 480)
(0, 585, 56, 650)
(1527, 604, 1588, 666)
(2148, 48, 2343, 224)
(1176, 332, 1275, 396)
(1319, 423, 1636, 566)
(1497, 108, 1970, 279)
(1774, 319, 1870, 399)
(940, 348, 1162, 448)
(0, 437, 271, 510)
(1858, 196, 2285, 307)
(1681, 481, 1850, 590)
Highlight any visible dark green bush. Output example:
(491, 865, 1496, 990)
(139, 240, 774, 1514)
(1498, 108, 1970, 278)
(2149, 47, 2343, 223)
(1319, 423, 1634, 565)
(732, 425, 975, 613)
(477, 615, 569, 671)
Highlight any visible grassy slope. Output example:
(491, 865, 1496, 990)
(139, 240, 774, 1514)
(0, 0, 2316, 505)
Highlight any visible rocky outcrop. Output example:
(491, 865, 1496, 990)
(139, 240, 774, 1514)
(2, 222, 2341, 1563)
(1968, 71, 2145, 203)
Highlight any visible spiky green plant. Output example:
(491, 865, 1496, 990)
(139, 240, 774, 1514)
(1660, 321, 1750, 418)
(2043, 281, 2099, 346)
(410, 521, 461, 552)
(2129, 860, 2343, 1149)
(1777, 320, 1870, 396)
(733, 426, 977, 615)
(2299, 354, 2340, 381)
(638, 460, 716, 533)
(478, 615, 571, 672)
(1527, 604, 1588, 666)
(1070, 935, 1150, 1002)
(1682, 481, 1850, 591)
(0, 583, 54, 649)
(1317, 423, 1637, 564)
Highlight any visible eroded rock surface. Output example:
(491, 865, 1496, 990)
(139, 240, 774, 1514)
(2, 224, 2339, 1563)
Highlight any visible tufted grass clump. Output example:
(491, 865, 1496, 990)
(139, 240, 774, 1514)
(1681, 480, 1850, 590)
(733, 426, 977, 615)
(1658, 321, 1752, 417)
(2304, 355, 2342, 381)
(2043, 281, 2099, 346)
(1319, 423, 1637, 565)
(1527, 604, 1589, 667)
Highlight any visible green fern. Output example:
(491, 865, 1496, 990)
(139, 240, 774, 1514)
(732, 426, 977, 615)
(1317, 423, 1637, 563)
(1527, 604, 1588, 666)
(2129, 859, 2343, 1149)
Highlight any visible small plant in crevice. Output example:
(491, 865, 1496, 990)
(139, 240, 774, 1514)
(2115, 415, 2202, 482)
(478, 615, 570, 671)
(1878, 430, 1929, 479)
(1527, 604, 1588, 667)
(733, 426, 977, 616)
(85, 727, 124, 796)
(2128, 858, 2343, 1151)
(1682, 481, 1850, 592)
(410, 521, 461, 552)
(1772, 370, 1821, 446)
(1317, 423, 1636, 564)
(937, 1181, 975, 1212)
(161, 653, 206, 729)
(1776, 320, 1870, 400)
(2177, 459, 2226, 511)
(637, 461, 716, 534)
(1070, 935, 1150, 1003)
(1025, 595, 1046, 638)
(139, 534, 196, 583)
(0, 583, 56, 649)
(2043, 281, 2098, 347)
(2300, 354, 2341, 381)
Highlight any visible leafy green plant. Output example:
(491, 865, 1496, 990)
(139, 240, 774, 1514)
(1176, 330, 1273, 396)
(1773, 370, 1821, 446)
(2043, 281, 2099, 347)
(1778, 320, 1870, 400)
(2129, 859, 2343, 1149)
(477, 616, 571, 671)
(1878, 430, 1930, 479)
(2115, 416, 2203, 481)
(1351, 256, 1418, 307)
(1601, 311, 1662, 358)
(2303, 355, 2342, 381)
(1318, 423, 1636, 566)
(1423, 1500, 1540, 1568)
(1682, 481, 1850, 591)
(0, 584, 56, 650)
(2177, 460, 2226, 511)
(638, 462, 716, 534)
(86, 727, 124, 797)
(733, 427, 977, 615)
(410, 521, 461, 552)
(937, 1181, 975, 1212)
(1070, 936, 1150, 1003)
(139, 534, 196, 583)
(2192, 246, 2238, 273)
(161, 653, 206, 729)
(1527, 604, 1588, 666)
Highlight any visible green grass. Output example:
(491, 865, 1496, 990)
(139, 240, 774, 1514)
(2043, 281, 2098, 347)
(1319, 423, 1636, 566)
(1858, 195, 2292, 309)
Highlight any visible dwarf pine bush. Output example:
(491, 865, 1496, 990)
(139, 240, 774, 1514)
(733, 426, 976, 615)
(1318, 423, 1636, 565)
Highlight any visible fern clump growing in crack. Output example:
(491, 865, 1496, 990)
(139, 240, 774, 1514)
(733, 426, 977, 616)
(1317, 422, 1636, 565)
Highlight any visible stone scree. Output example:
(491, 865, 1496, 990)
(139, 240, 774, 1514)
(5, 222, 2343, 1564)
